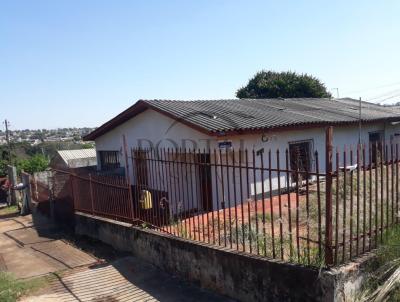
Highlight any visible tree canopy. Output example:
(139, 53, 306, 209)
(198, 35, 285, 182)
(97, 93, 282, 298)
(236, 71, 331, 99)
(17, 154, 49, 175)
(0, 160, 7, 177)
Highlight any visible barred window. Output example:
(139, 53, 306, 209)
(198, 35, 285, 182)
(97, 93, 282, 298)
(99, 151, 120, 170)
(369, 131, 383, 164)
(289, 140, 313, 181)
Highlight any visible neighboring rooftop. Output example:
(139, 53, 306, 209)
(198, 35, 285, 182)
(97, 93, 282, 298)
(84, 98, 400, 140)
(51, 149, 97, 168)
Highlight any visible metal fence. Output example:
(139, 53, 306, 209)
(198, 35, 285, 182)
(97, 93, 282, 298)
(71, 172, 134, 222)
(330, 140, 400, 265)
(56, 130, 400, 267)
(130, 146, 327, 266)
(130, 144, 400, 266)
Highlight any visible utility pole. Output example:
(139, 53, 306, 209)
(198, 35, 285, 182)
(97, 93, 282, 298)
(4, 119, 12, 164)
(358, 97, 362, 145)
(332, 88, 340, 99)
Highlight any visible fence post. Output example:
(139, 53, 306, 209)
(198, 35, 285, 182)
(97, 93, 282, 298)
(89, 174, 95, 215)
(128, 182, 134, 222)
(7, 165, 17, 205)
(325, 126, 334, 266)
(122, 134, 135, 222)
(49, 172, 55, 223)
(20, 172, 32, 215)
(69, 172, 76, 209)
(33, 176, 38, 203)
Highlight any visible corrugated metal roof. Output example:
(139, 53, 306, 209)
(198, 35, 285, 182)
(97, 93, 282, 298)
(144, 98, 400, 132)
(84, 98, 400, 140)
(57, 149, 96, 163)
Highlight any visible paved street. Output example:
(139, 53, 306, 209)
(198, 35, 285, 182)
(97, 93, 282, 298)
(0, 214, 232, 301)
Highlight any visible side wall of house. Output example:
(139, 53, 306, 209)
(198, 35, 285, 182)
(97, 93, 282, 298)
(94, 109, 400, 215)
(95, 109, 212, 216)
(212, 122, 400, 210)
(95, 108, 212, 167)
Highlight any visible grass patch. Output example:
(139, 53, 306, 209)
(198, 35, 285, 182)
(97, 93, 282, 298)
(0, 272, 48, 302)
(0, 205, 19, 216)
(376, 225, 400, 264)
(358, 224, 400, 301)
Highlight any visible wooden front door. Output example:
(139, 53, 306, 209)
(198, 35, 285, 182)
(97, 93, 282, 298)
(196, 154, 213, 212)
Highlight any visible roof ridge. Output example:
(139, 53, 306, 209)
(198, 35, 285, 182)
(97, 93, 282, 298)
(141, 97, 337, 102)
(84, 98, 400, 141)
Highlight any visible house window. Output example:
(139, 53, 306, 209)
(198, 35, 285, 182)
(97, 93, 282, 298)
(289, 140, 313, 181)
(99, 151, 120, 170)
(369, 131, 383, 163)
(134, 150, 148, 187)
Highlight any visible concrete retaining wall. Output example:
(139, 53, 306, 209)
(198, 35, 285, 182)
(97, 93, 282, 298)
(74, 212, 372, 302)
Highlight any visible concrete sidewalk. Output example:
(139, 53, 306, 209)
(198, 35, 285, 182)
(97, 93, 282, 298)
(0, 214, 232, 301)
(0, 215, 97, 279)
(24, 257, 232, 302)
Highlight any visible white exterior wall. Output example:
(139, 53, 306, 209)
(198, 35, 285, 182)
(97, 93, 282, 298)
(95, 109, 211, 215)
(95, 110, 211, 150)
(95, 109, 211, 173)
(214, 122, 400, 209)
(94, 108, 400, 215)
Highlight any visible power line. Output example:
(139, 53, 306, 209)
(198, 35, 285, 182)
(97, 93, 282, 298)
(331, 88, 339, 98)
(375, 93, 400, 104)
(367, 88, 400, 102)
(343, 81, 400, 95)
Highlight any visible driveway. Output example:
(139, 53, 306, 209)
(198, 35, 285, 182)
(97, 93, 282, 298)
(0, 215, 96, 279)
(0, 214, 232, 301)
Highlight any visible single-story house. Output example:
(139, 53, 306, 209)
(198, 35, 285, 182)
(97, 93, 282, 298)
(50, 149, 97, 171)
(83, 98, 400, 217)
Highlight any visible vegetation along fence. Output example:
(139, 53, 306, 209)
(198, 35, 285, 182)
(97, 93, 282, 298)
(55, 128, 400, 267)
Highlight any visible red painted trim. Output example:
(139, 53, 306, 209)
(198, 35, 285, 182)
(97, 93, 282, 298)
(84, 101, 148, 140)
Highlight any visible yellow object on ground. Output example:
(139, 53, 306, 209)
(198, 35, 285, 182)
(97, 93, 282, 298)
(140, 190, 152, 209)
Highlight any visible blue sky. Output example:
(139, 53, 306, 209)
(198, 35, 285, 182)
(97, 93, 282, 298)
(1, 0, 400, 130)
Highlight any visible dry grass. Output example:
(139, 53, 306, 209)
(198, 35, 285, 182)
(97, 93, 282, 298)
(157, 162, 400, 267)
(357, 225, 400, 301)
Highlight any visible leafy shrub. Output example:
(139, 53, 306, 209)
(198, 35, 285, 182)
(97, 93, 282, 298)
(17, 154, 49, 174)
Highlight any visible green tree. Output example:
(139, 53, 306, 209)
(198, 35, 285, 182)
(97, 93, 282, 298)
(0, 160, 7, 177)
(73, 135, 81, 141)
(81, 143, 94, 149)
(236, 70, 331, 99)
(17, 154, 49, 174)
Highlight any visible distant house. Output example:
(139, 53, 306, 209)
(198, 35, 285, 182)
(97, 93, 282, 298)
(83, 98, 400, 215)
(50, 149, 97, 171)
